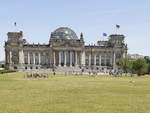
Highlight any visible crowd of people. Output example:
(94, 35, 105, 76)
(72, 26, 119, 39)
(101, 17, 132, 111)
(24, 69, 126, 79)
(25, 73, 49, 78)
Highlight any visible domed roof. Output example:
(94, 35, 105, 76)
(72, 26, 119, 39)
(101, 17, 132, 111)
(51, 27, 78, 40)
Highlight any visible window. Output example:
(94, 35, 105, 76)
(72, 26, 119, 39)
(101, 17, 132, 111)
(106, 59, 110, 66)
(35, 53, 38, 56)
(101, 59, 105, 66)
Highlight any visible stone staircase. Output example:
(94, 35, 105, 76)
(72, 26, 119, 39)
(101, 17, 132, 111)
(55, 66, 81, 74)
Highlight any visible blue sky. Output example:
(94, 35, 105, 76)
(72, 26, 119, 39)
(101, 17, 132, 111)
(0, 0, 150, 61)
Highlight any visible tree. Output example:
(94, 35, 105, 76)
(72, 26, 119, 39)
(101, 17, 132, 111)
(144, 57, 150, 74)
(132, 58, 147, 76)
(1, 64, 5, 68)
(144, 56, 150, 64)
(121, 58, 133, 73)
(147, 63, 150, 74)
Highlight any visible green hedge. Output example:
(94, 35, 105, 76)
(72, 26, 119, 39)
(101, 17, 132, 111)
(0, 70, 16, 74)
(0, 64, 5, 68)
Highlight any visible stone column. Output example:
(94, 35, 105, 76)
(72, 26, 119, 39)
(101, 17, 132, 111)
(38, 52, 41, 65)
(5, 50, 8, 64)
(75, 51, 78, 66)
(19, 50, 22, 64)
(94, 54, 96, 66)
(64, 51, 67, 67)
(22, 51, 24, 64)
(105, 54, 107, 66)
(53, 51, 56, 66)
(33, 52, 35, 65)
(110, 58, 112, 66)
(81, 51, 85, 66)
(89, 54, 91, 66)
(59, 51, 61, 67)
(123, 52, 126, 58)
(99, 55, 101, 67)
(19, 50, 24, 64)
(9, 51, 12, 64)
(70, 51, 72, 67)
(113, 52, 116, 70)
(28, 52, 30, 64)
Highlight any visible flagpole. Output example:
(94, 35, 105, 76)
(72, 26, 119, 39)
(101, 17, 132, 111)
(116, 27, 118, 35)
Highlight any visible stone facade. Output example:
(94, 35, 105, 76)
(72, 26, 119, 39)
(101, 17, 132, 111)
(4, 27, 127, 72)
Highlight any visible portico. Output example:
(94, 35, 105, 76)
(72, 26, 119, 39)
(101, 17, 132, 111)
(55, 50, 81, 67)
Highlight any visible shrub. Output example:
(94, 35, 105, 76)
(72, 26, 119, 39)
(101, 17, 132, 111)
(147, 64, 150, 74)
(132, 58, 147, 76)
(0, 70, 16, 74)
(121, 58, 133, 73)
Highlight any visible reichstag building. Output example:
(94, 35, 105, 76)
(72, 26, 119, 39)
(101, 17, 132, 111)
(5, 27, 127, 72)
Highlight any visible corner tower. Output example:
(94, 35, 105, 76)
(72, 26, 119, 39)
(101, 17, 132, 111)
(5, 31, 26, 70)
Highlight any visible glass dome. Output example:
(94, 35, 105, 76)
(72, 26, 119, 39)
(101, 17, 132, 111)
(51, 27, 78, 40)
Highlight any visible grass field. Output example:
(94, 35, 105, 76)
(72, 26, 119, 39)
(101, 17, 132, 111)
(0, 73, 150, 113)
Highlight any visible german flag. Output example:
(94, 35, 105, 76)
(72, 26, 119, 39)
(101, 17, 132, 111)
(14, 22, 17, 27)
(116, 24, 120, 29)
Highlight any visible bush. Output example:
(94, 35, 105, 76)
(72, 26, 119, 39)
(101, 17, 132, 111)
(0, 70, 16, 74)
(121, 58, 133, 73)
(132, 58, 147, 76)
(1, 64, 5, 68)
(147, 64, 150, 74)
(0, 64, 4, 68)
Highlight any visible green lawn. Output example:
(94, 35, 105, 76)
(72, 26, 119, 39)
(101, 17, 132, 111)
(0, 73, 150, 113)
